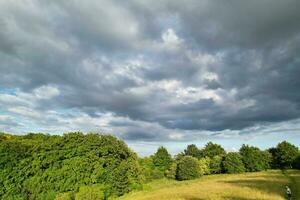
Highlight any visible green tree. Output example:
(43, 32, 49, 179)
(184, 144, 202, 159)
(223, 152, 245, 174)
(176, 156, 200, 180)
(239, 145, 270, 172)
(152, 146, 173, 171)
(275, 141, 299, 169)
(202, 142, 225, 158)
(198, 157, 210, 175)
(209, 155, 223, 174)
(0, 133, 143, 199)
(293, 153, 300, 169)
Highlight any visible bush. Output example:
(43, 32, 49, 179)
(223, 152, 245, 174)
(198, 157, 210, 175)
(165, 162, 177, 179)
(176, 156, 200, 181)
(75, 185, 105, 200)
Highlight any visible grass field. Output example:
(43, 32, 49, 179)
(119, 170, 300, 200)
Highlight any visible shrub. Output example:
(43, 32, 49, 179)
(176, 156, 200, 181)
(75, 185, 105, 200)
(223, 152, 245, 174)
(165, 162, 177, 179)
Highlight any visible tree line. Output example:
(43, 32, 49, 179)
(0, 132, 299, 200)
(143, 141, 300, 181)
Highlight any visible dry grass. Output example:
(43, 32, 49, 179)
(119, 170, 300, 200)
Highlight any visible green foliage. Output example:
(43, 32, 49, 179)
(184, 144, 202, 159)
(202, 142, 225, 158)
(293, 154, 300, 169)
(75, 185, 105, 200)
(165, 162, 177, 179)
(198, 157, 210, 175)
(209, 155, 223, 174)
(139, 157, 164, 181)
(274, 141, 299, 169)
(176, 156, 200, 181)
(152, 146, 173, 171)
(0, 133, 142, 200)
(223, 152, 245, 174)
(239, 145, 271, 172)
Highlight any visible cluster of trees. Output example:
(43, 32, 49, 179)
(0, 132, 299, 200)
(140, 141, 300, 181)
(0, 133, 143, 200)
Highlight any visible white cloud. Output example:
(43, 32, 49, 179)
(34, 85, 60, 99)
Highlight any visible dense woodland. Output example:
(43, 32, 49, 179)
(0, 132, 299, 200)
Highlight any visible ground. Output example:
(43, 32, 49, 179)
(119, 170, 300, 200)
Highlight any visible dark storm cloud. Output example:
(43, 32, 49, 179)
(0, 0, 300, 141)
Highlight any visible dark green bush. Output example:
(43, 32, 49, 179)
(176, 156, 200, 181)
(223, 152, 245, 174)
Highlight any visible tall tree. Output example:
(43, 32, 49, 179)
(239, 145, 270, 172)
(202, 142, 225, 158)
(184, 144, 202, 159)
(152, 146, 173, 171)
(275, 141, 299, 169)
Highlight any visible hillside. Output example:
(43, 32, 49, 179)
(119, 170, 300, 200)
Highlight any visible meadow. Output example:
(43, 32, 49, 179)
(119, 170, 300, 200)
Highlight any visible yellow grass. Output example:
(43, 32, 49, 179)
(119, 170, 300, 200)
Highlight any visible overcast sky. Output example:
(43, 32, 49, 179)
(1, 0, 300, 155)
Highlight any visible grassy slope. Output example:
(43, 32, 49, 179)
(119, 170, 300, 200)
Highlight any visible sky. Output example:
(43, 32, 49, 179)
(0, 0, 300, 156)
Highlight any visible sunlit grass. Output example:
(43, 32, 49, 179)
(119, 170, 300, 200)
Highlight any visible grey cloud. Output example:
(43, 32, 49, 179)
(0, 0, 300, 142)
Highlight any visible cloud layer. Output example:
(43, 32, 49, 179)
(1, 0, 300, 153)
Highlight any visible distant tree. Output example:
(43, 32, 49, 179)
(223, 152, 245, 174)
(268, 147, 279, 169)
(139, 157, 164, 181)
(275, 141, 299, 169)
(184, 144, 202, 159)
(209, 155, 223, 174)
(202, 142, 225, 158)
(198, 157, 210, 175)
(152, 146, 173, 171)
(239, 145, 270, 172)
(176, 156, 200, 180)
